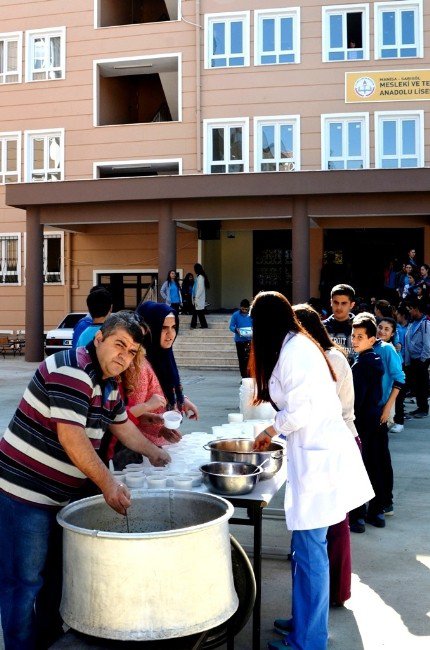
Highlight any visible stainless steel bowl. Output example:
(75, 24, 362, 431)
(200, 461, 262, 496)
(203, 439, 284, 480)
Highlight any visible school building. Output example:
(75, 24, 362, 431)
(1, 0, 430, 360)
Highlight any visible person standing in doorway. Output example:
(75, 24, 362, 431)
(181, 272, 195, 315)
(191, 263, 209, 329)
(229, 299, 253, 378)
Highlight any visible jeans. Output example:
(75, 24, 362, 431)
(0, 491, 62, 650)
(288, 527, 329, 650)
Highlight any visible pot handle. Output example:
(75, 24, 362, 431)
(203, 443, 211, 451)
(271, 450, 287, 458)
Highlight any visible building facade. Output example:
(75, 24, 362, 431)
(1, 0, 430, 351)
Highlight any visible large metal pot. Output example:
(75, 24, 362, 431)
(200, 461, 262, 496)
(57, 490, 238, 641)
(204, 438, 284, 480)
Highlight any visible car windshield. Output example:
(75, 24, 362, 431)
(59, 314, 85, 329)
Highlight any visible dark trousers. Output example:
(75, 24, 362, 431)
(394, 373, 407, 425)
(379, 422, 393, 508)
(190, 308, 208, 328)
(327, 516, 351, 605)
(235, 341, 251, 378)
(406, 359, 430, 413)
(351, 425, 387, 518)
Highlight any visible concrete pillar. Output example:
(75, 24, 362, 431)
(25, 208, 44, 361)
(292, 197, 310, 304)
(158, 202, 176, 299)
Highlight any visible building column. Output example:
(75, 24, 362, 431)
(158, 202, 176, 299)
(292, 197, 310, 303)
(25, 208, 44, 362)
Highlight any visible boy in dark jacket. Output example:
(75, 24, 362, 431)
(350, 313, 385, 532)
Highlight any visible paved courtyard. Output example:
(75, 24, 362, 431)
(1, 357, 430, 649)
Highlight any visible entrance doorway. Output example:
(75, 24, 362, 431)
(96, 271, 158, 311)
(323, 228, 424, 300)
(253, 230, 292, 299)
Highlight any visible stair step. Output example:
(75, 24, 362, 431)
(175, 344, 235, 352)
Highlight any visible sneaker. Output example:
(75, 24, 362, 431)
(383, 505, 394, 516)
(350, 518, 366, 533)
(366, 513, 386, 528)
(413, 411, 429, 419)
(267, 640, 292, 649)
(405, 398, 415, 404)
(404, 414, 413, 420)
(390, 423, 404, 433)
(409, 408, 421, 415)
(274, 619, 293, 635)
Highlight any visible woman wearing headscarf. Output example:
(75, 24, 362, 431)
(135, 301, 199, 419)
(250, 292, 373, 650)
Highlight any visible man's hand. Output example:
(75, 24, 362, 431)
(160, 426, 182, 443)
(138, 412, 164, 425)
(148, 446, 171, 467)
(103, 478, 131, 515)
(380, 403, 391, 424)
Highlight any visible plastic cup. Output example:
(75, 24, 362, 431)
(125, 474, 145, 488)
(228, 413, 244, 423)
(211, 426, 224, 437)
(185, 472, 202, 487)
(165, 473, 180, 487)
(173, 477, 193, 490)
(147, 476, 168, 489)
(163, 410, 183, 429)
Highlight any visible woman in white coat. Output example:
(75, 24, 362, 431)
(250, 292, 373, 650)
(190, 263, 209, 329)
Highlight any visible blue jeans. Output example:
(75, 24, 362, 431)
(288, 527, 329, 650)
(0, 491, 61, 650)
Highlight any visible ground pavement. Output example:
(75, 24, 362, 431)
(0, 358, 430, 649)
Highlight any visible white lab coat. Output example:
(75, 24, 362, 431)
(270, 332, 374, 531)
(192, 274, 206, 311)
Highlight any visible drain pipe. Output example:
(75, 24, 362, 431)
(195, 0, 201, 172)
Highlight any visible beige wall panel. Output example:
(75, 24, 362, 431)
(221, 230, 253, 309)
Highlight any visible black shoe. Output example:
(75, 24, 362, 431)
(413, 411, 428, 419)
(350, 518, 365, 533)
(273, 618, 293, 635)
(366, 513, 386, 528)
(409, 408, 421, 415)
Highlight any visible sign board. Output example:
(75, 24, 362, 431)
(345, 70, 430, 103)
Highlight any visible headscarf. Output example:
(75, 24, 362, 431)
(135, 301, 184, 409)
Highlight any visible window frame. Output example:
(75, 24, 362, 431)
(322, 4, 369, 63)
(254, 7, 301, 66)
(43, 231, 64, 284)
(0, 232, 21, 285)
(203, 117, 249, 174)
(24, 128, 65, 182)
(0, 31, 22, 84)
(321, 112, 370, 171)
(93, 158, 183, 178)
(374, 110, 424, 168)
(204, 11, 250, 69)
(374, 0, 423, 60)
(253, 116, 301, 172)
(0, 132, 21, 184)
(25, 27, 66, 82)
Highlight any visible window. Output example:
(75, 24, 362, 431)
(205, 12, 250, 69)
(43, 233, 63, 283)
(0, 32, 22, 83)
(95, 0, 180, 28)
(25, 129, 64, 182)
(94, 159, 182, 178)
(94, 55, 181, 126)
(322, 5, 369, 62)
(255, 8, 300, 65)
(26, 28, 66, 81)
(0, 133, 21, 184)
(375, 111, 423, 168)
(375, 1, 423, 59)
(0, 234, 20, 284)
(204, 118, 249, 173)
(254, 117, 300, 172)
(321, 113, 369, 170)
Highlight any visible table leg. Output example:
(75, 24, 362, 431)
(251, 504, 263, 650)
